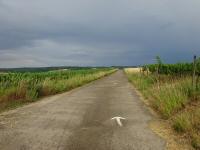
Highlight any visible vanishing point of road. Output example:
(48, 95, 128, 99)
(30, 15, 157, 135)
(0, 70, 165, 150)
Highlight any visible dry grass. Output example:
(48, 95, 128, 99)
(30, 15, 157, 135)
(124, 68, 141, 73)
(173, 109, 200, 149)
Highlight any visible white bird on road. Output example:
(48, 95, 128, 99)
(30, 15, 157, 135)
(111, 116, 126, 127)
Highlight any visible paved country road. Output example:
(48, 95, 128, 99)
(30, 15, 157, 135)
(0, 70, 166, 150)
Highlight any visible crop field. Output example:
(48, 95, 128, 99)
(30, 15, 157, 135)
(124, 67, 141, 73)
(125, 57, 200, 149)
(0, 68, 116, 112)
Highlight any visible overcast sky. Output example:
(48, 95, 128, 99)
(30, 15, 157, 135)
(0, 0, 200, 68)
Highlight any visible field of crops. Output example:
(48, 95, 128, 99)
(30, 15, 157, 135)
(0, 68, 116, 111)
(143, 56, 200, 76)
(125, 57, 200, 149)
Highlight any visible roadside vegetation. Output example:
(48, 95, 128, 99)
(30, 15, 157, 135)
(125, 56, 200, 149)
(0, 68, 116, 112)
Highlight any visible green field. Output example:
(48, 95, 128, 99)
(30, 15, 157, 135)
(0, 68, 116, 112)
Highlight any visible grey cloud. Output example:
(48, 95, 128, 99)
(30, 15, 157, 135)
(0, 0, 200, 67)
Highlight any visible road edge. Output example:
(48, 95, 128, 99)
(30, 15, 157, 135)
(123, 70, 193, 150)
(0, 69, 118, 116)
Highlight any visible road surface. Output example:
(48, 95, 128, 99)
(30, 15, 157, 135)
(0, 70, 165, 150)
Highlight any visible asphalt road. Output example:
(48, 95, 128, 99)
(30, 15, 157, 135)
(0, 70, 165, 150)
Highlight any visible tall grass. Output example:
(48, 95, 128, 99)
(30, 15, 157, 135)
(0, 68, 117, 111)
(125, 70, 196, 118)
(125, 69, 200, 149)
(151, 78, 191, 118)
(125, 72, 155, 98)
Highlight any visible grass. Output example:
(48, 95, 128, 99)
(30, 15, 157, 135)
(151, 79, 190, 118)
(125, 70, 194, 118)
(125, 68, 200, 149)
(173, 112, 192, 133)
(0, 68, 117, 112)
(173, 109, 200, 149)
(125, 70, 155, 98)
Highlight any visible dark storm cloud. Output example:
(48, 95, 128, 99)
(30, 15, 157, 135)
(0, 0, 200, 67)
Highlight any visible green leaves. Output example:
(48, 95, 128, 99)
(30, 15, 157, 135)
(146, 63, 193, 75)
(145, 56, 200, 75)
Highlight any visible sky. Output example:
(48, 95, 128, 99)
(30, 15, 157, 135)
(0, 0, 200, 68)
